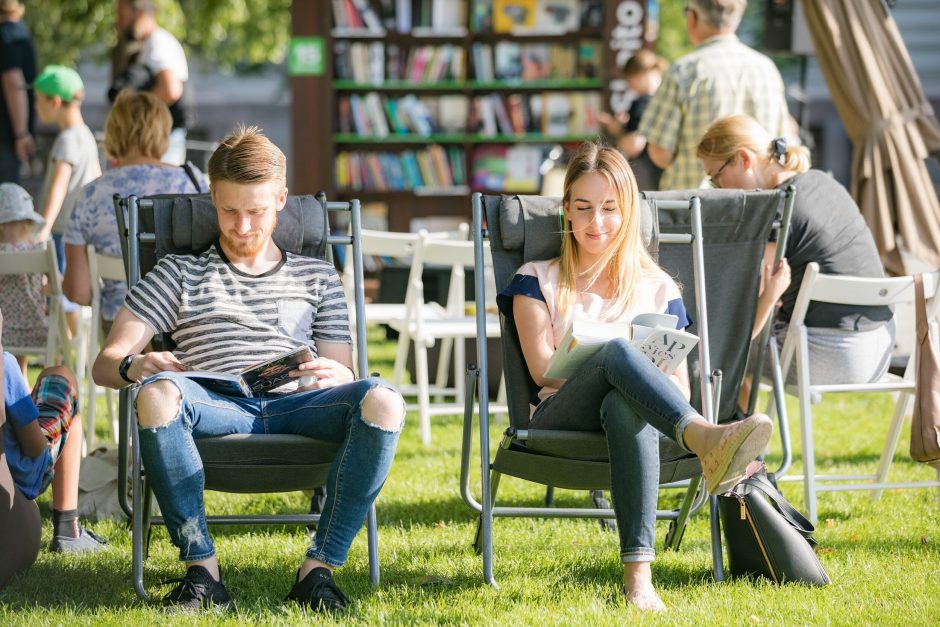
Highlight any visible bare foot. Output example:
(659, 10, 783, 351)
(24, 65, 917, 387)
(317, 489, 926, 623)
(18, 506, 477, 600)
(623, 585, 666, 612)
(623, 563, 666, 612)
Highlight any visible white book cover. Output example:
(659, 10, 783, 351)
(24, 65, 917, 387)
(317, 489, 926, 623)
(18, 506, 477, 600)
(367, 42, 385, 85)
(543, 314, 697, 380)
(364, 93, 390, 137)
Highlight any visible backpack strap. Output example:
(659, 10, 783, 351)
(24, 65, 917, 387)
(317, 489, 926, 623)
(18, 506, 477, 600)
(181, 161, 203, 193)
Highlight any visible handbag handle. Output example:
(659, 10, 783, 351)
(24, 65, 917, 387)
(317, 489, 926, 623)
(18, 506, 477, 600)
(738, 474, 817, 538)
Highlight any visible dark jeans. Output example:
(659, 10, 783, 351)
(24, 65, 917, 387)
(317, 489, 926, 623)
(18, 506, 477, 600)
(530, 338, 699, 562)
(0, 145, 21, 184)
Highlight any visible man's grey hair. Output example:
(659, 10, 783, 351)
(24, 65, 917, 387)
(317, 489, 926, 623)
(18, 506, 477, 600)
(129, 0, 156, 14)
(689, 0, 747, 31)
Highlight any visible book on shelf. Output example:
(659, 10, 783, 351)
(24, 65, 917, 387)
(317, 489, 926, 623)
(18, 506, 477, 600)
(473, 42, 587, 81)
(504, 144, 542, 191)
(493, 0, 537, 32)
(332, 0, 386, 34)
(579, 0, 603, 28)
(492, 0, 584, 34)
(471, 144, 508, 189)
(577, 39, 602, 78)
(520, 43, 551, 80)
(494, 41, 522, 80)
(471, 0, 494, 31)
(543, 314, 698, 380)
(336, 43, 466, 84)
(540, 91, 600, 136)
(181, 346, 316, 397)
(534, 0, 579, 32)
(335, 147, 466, 192)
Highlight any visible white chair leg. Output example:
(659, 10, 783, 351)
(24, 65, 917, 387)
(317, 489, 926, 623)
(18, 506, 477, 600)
(872, 390, 914, 500)
(434, 338, 454, 404)
(454, 336, 466, 405)
(796, 329, 818, 524)
(84, 310, 99, 453)
(391, 328, 411, 386)
(416, 338, 432, 445)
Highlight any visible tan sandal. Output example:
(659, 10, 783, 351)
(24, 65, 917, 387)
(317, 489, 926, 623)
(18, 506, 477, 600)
(700, 414, 773, 496)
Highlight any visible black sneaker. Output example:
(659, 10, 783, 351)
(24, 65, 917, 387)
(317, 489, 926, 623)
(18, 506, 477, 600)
(284, 567, 348, 612)
(50, 526, 108, 553)
(161, 565, 233, 613)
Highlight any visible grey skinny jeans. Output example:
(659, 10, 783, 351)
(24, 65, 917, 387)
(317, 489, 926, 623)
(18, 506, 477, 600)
(530, 338, 699, 563)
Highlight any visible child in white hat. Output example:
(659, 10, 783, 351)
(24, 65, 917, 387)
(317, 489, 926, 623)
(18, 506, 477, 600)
(0, 182, 49, 375)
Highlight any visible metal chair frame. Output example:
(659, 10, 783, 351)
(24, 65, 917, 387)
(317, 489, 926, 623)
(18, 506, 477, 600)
(112, 193, 377, 600)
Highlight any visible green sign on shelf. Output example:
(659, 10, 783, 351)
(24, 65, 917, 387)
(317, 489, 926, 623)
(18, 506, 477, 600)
(289, 37, 325, 76)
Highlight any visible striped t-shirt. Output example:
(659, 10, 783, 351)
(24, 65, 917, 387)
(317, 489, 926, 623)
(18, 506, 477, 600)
(124, 244, 351, 379)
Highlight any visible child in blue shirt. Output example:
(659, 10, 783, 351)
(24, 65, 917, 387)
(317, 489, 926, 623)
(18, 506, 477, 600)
(2, 308, 105, 552)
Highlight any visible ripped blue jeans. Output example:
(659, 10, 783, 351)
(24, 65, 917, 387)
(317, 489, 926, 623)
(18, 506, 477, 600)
(136, 373, 403, 567)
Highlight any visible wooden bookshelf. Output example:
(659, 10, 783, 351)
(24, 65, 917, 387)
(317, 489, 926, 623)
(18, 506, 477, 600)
(291, 1, 642, 233)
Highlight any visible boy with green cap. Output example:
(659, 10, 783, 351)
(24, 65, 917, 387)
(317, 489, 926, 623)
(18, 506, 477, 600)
(31, 65, 100, 276)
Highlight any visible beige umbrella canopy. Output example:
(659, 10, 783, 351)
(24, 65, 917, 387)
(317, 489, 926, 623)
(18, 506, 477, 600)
(803, 0, 940, 275)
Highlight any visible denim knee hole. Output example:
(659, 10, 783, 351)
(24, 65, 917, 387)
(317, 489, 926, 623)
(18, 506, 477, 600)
(359, 384, 405, 432)
(135, 378, 183, 430)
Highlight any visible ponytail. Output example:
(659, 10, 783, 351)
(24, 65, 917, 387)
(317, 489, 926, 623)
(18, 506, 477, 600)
(698, 115, 812, 174)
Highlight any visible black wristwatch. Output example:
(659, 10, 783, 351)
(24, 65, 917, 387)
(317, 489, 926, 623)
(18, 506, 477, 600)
(119, 354, 137, 384)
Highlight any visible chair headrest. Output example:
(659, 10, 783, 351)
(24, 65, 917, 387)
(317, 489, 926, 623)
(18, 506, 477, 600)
(149, 193, 329, 259)
(497, 194, 658, 262)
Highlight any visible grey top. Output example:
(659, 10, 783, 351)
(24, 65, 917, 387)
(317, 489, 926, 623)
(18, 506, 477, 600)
(41, 124, 100, 234)
(776, 169, 892, 331)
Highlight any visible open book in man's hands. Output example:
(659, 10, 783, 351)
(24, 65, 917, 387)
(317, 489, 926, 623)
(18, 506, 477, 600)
(179, 345, 315, 397)
(543, 313, 698, 380)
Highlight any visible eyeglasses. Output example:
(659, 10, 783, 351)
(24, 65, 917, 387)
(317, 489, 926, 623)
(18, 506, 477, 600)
(707, 155, 735, 188)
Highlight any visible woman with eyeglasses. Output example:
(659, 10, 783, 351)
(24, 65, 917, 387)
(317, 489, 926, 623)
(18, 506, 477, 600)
(696, 114, 894, 408)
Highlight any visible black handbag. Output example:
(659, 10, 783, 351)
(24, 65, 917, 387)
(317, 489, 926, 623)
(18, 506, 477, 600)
(717, 468, 831, 585)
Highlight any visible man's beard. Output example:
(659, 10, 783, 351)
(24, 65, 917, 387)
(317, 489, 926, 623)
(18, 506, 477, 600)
(220, 215, 277, 258)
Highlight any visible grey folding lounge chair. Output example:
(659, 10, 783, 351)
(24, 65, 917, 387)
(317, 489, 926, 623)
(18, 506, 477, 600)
(112, 192, 375, 600)
(461, 188, 792, 585)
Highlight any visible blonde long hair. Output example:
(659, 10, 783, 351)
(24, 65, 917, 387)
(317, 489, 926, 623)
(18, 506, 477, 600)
(697, 114, 811, 175)
(557, 143, 666, 318)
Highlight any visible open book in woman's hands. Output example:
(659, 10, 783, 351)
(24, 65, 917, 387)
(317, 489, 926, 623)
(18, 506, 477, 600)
(543, 313, 698, 380)
(178, 345, 315, 397)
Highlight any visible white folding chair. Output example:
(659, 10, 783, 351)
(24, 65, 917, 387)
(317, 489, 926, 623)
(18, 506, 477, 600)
(0, 241, 78, 372)
(387, 232, 505, 444)
(773, 262, 940, 522)
(83, 245, 125, 449)
(341, 226, 468, 374)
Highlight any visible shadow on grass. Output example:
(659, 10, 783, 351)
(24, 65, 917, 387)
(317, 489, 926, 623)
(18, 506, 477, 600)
(0, 559, 141, 611)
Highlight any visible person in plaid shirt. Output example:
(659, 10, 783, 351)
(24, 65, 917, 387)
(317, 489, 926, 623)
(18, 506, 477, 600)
(639, 0, 789, 190)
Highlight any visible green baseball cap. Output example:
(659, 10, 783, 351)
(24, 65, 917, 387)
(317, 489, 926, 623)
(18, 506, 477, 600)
(33, 65, 84, 101)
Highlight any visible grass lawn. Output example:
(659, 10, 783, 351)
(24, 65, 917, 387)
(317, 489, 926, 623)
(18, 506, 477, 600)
(2, 327, 939, 625)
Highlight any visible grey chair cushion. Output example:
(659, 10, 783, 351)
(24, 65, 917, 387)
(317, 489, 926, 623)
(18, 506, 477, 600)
(497, 194, 659, 262)
(494, 431, 701, 488)
(195, 434, 340, 493)
(146, 193, 329, 259)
